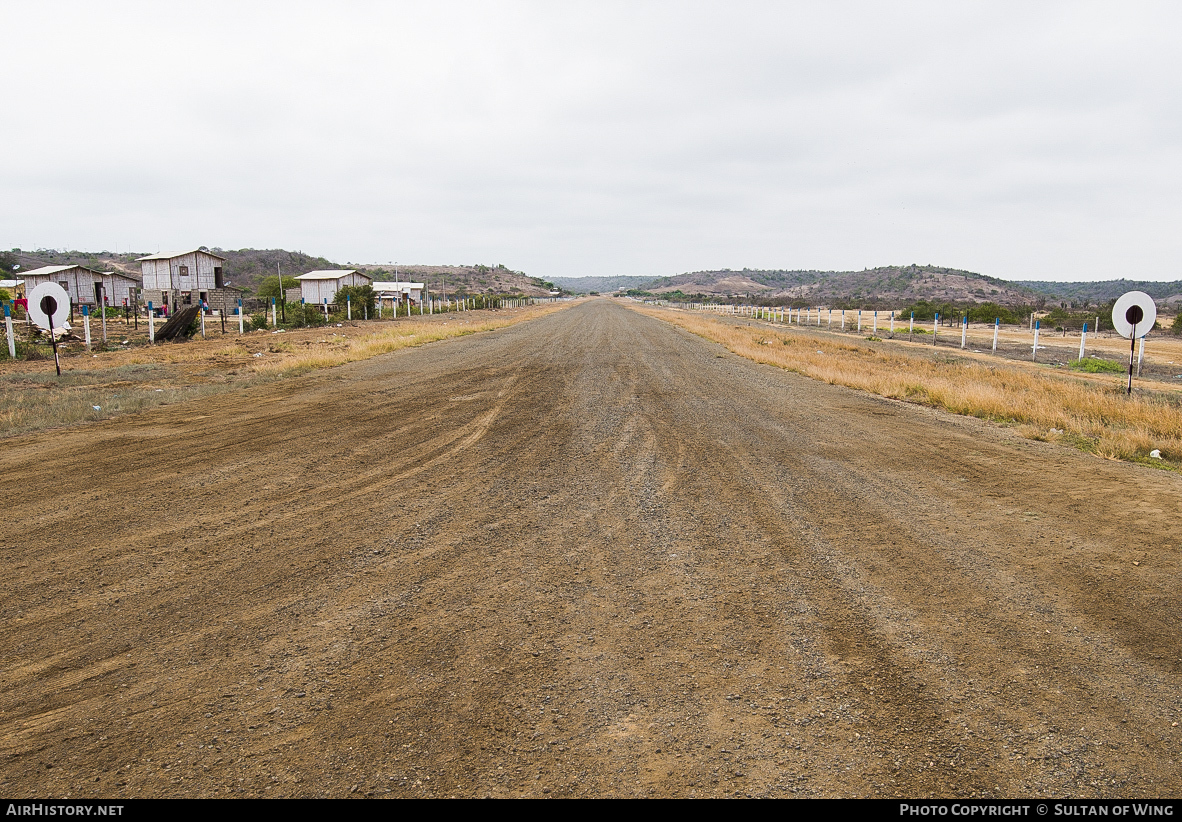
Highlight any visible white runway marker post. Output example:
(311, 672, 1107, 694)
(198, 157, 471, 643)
(1078, 323, 1088, 361)
(857, 310, 862, 332)
(909, 312, 914, 342)
(873, 311, 878, 335)
(1138, 337, 1146, 377)
(238, 299, 245, 334)
(961, 316, 967, 349)
(28, 282, 70, 376)
(148, 302, 155, 343)
(841, 311, 845, 331)
(828, 309, 832, 329)
(1032, 320, 1040, 361)
(272, 298, 277, 328)
(890, 311, 894, 336)
(992, 318, 999, 352)
(347, 296, 352, 321)
(83, 305, 91, 350)
(933, 313, 939, 345)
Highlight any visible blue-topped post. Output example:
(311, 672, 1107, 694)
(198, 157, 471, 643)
(4, 303, 14, 358)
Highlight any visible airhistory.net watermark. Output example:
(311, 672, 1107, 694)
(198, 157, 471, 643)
(6, 806, 124, 817)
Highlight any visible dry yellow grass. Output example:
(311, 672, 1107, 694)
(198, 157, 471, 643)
(248, 307, 567, 376)
(631, 303, 1182, 466)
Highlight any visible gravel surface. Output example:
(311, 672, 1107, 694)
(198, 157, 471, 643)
(1, 298, 1179, 798)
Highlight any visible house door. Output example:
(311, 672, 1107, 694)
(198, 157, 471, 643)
(93, 283, 103, 305)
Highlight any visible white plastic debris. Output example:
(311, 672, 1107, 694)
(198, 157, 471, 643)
(92, 405, 101, 411)
(1150, 449, 1162, 459)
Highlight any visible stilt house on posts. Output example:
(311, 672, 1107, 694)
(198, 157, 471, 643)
(372, 280, 425, 308)
(138, 249, 242, 315)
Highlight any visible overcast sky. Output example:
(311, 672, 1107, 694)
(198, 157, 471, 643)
(3, 1, 1180, 281)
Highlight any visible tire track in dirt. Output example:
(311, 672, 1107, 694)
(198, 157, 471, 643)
(1, 299, 1179, 797)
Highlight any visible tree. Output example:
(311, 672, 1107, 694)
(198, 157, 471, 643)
(256, 275, 300, 299)
(1172, 313, 1182, 335)
(335, 284, 375, 317)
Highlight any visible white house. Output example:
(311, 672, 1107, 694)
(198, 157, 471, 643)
(296, 270, 373, 305)
(371, 281, 424, 305)
(138, 249, 228, 312)
(18, 265, 140, 308)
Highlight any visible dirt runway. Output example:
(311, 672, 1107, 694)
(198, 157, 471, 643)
(1, 299, 1179, 798)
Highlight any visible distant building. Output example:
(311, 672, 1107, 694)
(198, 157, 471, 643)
(18, 265, 140, 308)
(371, 280, 424, 304)
(296, 270, 373, 306)
(138, 249, 239, 314)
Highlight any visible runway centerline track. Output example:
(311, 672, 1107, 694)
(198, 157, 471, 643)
(2, 299, 1179, 798)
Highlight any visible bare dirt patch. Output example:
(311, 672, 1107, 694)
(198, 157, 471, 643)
(0, 304, 565, 437)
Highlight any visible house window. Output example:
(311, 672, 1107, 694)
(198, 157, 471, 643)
(182, 292, 192, 305)
(179, 265, 189, 278)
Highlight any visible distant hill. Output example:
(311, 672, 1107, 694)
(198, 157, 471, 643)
(352, 263, 558, 298)
(562, 265, 1043, 308)
(1017, 279, 1182, 306)
(549, 275, 655, 293)
(1, 248, 553, 297)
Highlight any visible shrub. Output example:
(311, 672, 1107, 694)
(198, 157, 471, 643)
(1069, 357, 1125, 374)
(250, 313, 268, 331)
(281, 302, 326, 328)
(336, 284, 375, 318)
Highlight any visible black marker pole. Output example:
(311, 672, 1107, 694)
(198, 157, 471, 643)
(41, 295, 61, 377)
(1125, 304, 1143, 396)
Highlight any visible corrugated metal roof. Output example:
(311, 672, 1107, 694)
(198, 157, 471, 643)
(0, 279, 22, 288)
(19, 265, 140, 281)
(20, 265, 79, 277)
(296, 270, 363, 280)
(137, 249, 227, 261)
(372, 281, 425, 291)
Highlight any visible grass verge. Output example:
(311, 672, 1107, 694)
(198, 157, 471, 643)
(631, 304, 1182, 468)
